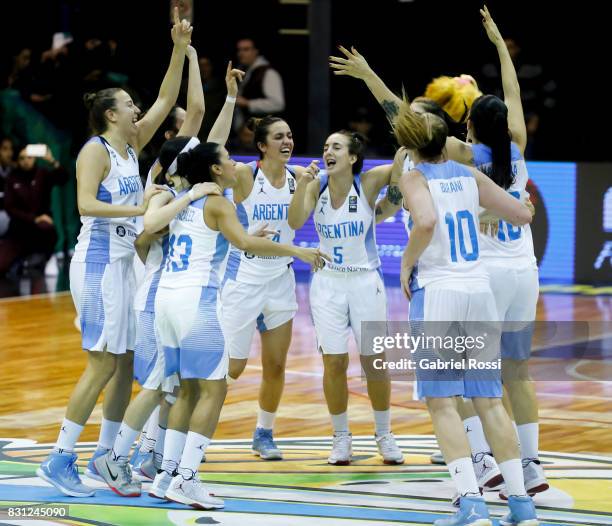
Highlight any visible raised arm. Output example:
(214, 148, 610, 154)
(287, 161, 320, 230)
(481, 5, 526, 153)
(77, 142, 161, 217)
(143, 182, 221, 234)
(474, 168, 532, 225)
(176, 46, 205, 137)
(207, 62, 244, 145)
(133, 7, 192, 152)
(399, 170, 437, 298)
(329, 46, 402, 120)
(208, 196, 328, 268)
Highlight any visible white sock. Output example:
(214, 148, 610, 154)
(112, 423, 140, 460)
(448, 457, 480, 496)
(136, 429, 148, 450)
(226, 375, 236, 385)
(154, 426, 167, 463)
(373, 409, 391, 436)
(55, 419, 84, 453)
(499, 458, 527, 496)
(256, 409, 276, 430)
(160, 429, 186, 475)
(517, 423, 539, 460)
(177, 432, 210, 479)
(140, 410, 160, 453)
(97, 418, 121, 451)
(331, 412, 349, 434)
(463, 416, 492, 456)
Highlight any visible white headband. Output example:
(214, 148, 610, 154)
(167, 137, 200, 175)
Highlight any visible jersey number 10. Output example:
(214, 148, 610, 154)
(444, 210, 479, 262)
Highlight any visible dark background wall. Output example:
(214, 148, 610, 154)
(0, 0, 605, 160)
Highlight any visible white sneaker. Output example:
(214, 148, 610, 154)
(165, 474, 224, 510)
(328, 433, 352, 465)
(499, 458, 549, 500)
(376, 433, 405, 465)
(474, 453, 504, 490)
(149, 470, 173, 500)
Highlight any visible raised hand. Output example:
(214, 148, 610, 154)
(297, 160, 320, 186)
(191, 182, 222, 200)
(171, 6, 193, 49)
(225, 61, 245, 98)
(480, 5, 504, 47)
(329, 46, 374, 80)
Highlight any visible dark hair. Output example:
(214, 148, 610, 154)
(155, 136, 192, 185)
(83, 88, 122, 135)
(412, 97, 466, 140)
(469, 95, 513, 189)
(174, 142, 222, 186)
(246, 116, 287, 159)
(334, 130, 366, 175)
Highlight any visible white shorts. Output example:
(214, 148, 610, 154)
(485, 264, 538, 361)
(220, 266, 297, 360)
(133, 310, 179, 392)
(155, 286, 227, 380)
(310, 269, 387, 355)
(70, 258, 136, 354)
(409, 283, 502, 399)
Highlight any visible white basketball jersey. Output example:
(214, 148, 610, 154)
(133, 175, 175, 312)
(158, 194, 230, 289)
(225, 161, 297, 284)
(472, 143, 536, 269)
(402, 154, 415, 232)
(408, 161, 487, 291)
(314, 172, 380, 273)
(72, 136, 143, 263)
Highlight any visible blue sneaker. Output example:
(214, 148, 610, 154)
(500, 496, 539, 526)
(252, 427, 283, 460)
(129, 448, 150, 471)
(434, 496, 491, 526)
(37, 451, 95, 497)
(84, 447, 110, 482)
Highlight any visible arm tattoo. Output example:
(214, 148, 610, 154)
(387, 185, 402, 205)
(381, 99, 399, 119)
(375, 205, 383, 216)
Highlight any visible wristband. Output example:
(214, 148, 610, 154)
(226, 95, 237, 103)
(188, 188, 196, 202)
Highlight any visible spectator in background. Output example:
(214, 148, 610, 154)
(199, 56, 226, 139)
(0, 146, 67, 276)
(347, 106, 385, 157)
(481, 37, 557, 159)
(4, 46, 36, 100)
(0, 137, 15, 237)
(234, 38, 285, 133)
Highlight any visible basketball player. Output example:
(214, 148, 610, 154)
(143, 142, 327, 508)
(288, 130, 405, 466)
(90, 53, 244, 496)
(393, 96, 538, 526)
(221, 116, 321, 461)
(443, 6, 548, 499)
(36, 9, 193, 497)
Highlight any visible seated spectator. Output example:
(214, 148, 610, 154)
(0, 146, 67, 276)
(0, 136, 15, 237)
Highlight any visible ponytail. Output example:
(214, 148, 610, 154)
(469, 95, 513, 189)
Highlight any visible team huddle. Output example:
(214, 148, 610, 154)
(36, 6, 545, 526)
